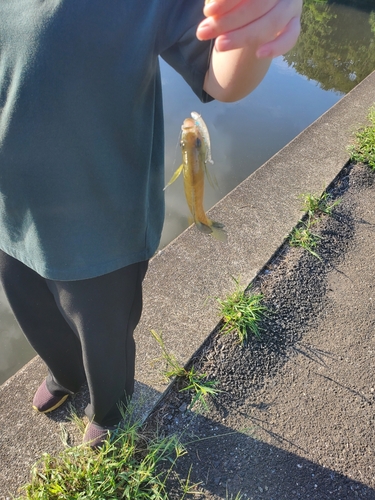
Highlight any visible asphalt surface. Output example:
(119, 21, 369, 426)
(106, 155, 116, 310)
(147, 162, 375, 499)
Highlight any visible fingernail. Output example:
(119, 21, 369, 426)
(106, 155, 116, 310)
(197, 20, 213, 39)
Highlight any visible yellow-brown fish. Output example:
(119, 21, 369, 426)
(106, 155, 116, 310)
(165, 114, 227, 241)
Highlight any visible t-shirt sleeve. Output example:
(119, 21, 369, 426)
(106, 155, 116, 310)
(159, 1, 214, 103)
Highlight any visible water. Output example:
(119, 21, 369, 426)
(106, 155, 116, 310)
(161, 57, 343, 248)
(1, 1, 374, 385)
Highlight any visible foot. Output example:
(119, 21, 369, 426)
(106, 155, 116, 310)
(32, 379, 69, 413)
(83, 421, 117, 449)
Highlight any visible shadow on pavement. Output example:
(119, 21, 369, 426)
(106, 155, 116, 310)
(165, 414, 375, 499)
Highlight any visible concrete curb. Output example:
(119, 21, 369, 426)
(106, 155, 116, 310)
(0, 70, 374, 497)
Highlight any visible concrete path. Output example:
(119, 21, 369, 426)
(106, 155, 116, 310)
(0, 70, 374, 499)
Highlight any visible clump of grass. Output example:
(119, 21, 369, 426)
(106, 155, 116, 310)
(289, 221, 322, 260)
(151, 330, 220, 409)
(216, 279, 267, 344)
(227, 493, 243, 500)
(348, 106, 375, 169)
(290, 188, 340, 260)
(16, 410, 196, 500)
(299, 191, 340, 218)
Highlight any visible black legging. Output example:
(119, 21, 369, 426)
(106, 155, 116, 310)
(0, 250, 148, 426)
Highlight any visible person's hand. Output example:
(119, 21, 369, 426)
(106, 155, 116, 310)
(197, 0, 302, 58)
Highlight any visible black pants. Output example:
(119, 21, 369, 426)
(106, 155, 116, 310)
(0, 250, 148, 426)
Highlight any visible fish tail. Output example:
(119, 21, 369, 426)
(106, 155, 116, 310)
(195, 221, 212, 235)
(195, 219, 227, 242)
(210, 221, 227, 242)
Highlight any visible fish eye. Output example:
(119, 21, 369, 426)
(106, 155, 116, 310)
(195, 138, 201, 148)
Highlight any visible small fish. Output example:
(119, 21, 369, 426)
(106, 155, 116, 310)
(165, 113, 227, 242)
(191, 111, 213, 165)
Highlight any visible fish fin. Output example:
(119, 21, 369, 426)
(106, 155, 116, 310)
(164, 164, 183, 190)
(195, 220, 227, 242)
(204, 163, 218, 190)
(195, 221, 213, 235)
(210, 223, 227, 242)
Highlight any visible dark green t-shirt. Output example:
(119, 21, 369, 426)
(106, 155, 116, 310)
(0, 0, 212, 280)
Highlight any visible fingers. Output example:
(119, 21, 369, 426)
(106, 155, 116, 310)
(203, 0, 277, 19)
(198, 0, 279, 41)
(197, 0, 302, 56)
(256, 16, 301, 58)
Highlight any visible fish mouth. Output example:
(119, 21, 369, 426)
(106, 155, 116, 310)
(181, 117, 196, 131)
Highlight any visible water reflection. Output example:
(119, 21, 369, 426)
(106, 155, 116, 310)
(284, 0, 375, 93)
(1, 0, 375, 385)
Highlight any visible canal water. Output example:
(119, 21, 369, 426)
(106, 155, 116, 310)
(1, 1, 374, 385)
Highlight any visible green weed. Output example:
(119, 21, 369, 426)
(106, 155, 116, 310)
(151, 330, 220, 410)
(216, 279, 267, 344)
(289, 222, 322, 259)
(299, 190, 340, 218)
(348, 105, 375, 169)
(227, 493, 243, 500)
(291, 187, 339, 260)
(66, 404, 86, 434)
(15, 408, 196, 500)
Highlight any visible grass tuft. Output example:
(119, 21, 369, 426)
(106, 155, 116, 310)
(299, 191, 340, 218)
(348, 106, 375, 169)
(15, 406, 196, 500)
(151, 329, 220, 410)
(290, 187, 340, 260)
(289, 222, 322, 260)
(226, 493, 243, 500)
(216, 279, 267, 344)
